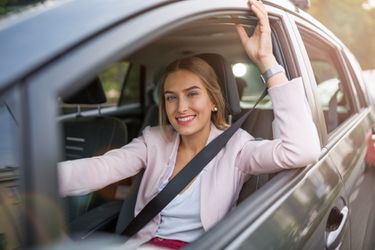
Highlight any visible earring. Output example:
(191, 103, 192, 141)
(212, 107, 218, 112)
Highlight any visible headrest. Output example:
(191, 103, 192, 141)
(63, 77, 107, 104)
(196, 53, 241, 115)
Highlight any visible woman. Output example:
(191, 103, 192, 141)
(58, 0, 320, 249)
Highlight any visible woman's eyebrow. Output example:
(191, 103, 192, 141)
(164, 85, 201, 94)
(184, 86, 201, 92)
(164, 90, 175, 95)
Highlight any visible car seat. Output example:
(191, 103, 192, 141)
(61, 77, 128, 222)
(234, 76, 275, 204)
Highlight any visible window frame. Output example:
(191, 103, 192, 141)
(292, 16, 363, 145)
(298, 29, 356, 127)
(342, 50, 368, 109)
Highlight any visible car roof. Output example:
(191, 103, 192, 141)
(0, 0, 169, 90)
(0, 0, 305, 91)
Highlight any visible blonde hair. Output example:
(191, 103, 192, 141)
(159, 56, 228, 135)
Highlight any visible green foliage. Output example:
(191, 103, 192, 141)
(0, 0, 45, 16)
(308, 0, 375, 69)
(99, 62, 129, 105)
(99, 62, 140, 105)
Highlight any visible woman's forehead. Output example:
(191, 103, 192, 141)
(164, 70, 205, 92)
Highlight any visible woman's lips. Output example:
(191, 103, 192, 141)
(176, 115, 196, 125)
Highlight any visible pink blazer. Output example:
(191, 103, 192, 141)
(58, 77, 321, 246)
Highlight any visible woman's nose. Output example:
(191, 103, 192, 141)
(177, 97, 189, 113)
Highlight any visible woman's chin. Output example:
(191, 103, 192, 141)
(174, 126, 196, 137)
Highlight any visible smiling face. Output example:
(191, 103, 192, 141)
(164, 69, 215, 139)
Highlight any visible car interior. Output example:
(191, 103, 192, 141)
(57, 14, 289, 239)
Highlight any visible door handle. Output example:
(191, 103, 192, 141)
(325, 206, 349, 250)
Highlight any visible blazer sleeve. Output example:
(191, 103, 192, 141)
(237, 77, 321, 175)
(58, 127, 150, 196)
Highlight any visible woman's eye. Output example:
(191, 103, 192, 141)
(165, 95, 176, 102)
(187, 91, 199, 97)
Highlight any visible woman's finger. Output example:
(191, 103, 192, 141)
(248, 0, 271, 33)
(249, 0, 267, 17)
(236, 24, 249, 46)
(249, 0, 268, 22)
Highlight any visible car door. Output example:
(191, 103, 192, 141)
(188, 4, 350, 250)
(292, 12, 375, 250)
(340, 49, 375, 250)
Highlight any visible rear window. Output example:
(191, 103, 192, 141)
(232, 62, 271, 109)
(60, 61, 142, 115)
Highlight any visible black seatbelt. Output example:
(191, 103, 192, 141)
(122, 89, 268, 238)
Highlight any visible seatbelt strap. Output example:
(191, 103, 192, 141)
(122, 89, 268, 238)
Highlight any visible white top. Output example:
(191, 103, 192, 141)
(155, 169, 204, 242)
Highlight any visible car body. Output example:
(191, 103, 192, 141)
(1, 0, 375, 249)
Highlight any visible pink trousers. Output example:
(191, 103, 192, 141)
(148, 237, 188, 249)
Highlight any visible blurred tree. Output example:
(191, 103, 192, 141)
(0, 0, 44, 16)
(309, 0, 375, 69)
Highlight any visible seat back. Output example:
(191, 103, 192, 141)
(64, 117, 127, 160)
(241, 108, 274, 140)
(196, 53, 241, 117)
(236, 106, 275, 205)
(61, 77, 128, 221)
(234, 77, 276, 204)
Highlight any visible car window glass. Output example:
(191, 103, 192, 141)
(99, 62, 129, 105)
(233, 62, 271, 109)
(298, 27, 355, 134)
(118, 63, 142, 105)
(0, 89, 21, 250)
(60, 61, 142, 114)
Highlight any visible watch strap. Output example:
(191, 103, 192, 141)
(260, 64, 285, 84)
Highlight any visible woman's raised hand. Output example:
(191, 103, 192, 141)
(236, 0, 278, 73)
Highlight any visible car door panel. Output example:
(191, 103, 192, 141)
(221, 156, 348, 250)
(328, 112, 375, 250)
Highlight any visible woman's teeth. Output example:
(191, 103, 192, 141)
(177, 116, 194, 122)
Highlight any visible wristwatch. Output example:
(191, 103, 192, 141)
(260, 64, 285, 84)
